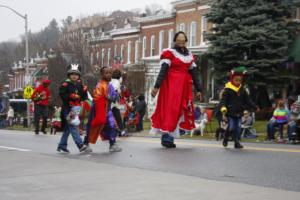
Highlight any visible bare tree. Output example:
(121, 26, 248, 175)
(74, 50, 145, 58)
(144, 4, 165, 16)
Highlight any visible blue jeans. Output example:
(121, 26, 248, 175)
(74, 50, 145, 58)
(58, 110, 83, 149)
(287, 122, 297, 140)
(137, 114, 144, 131)
(267, 121, 286, 140)
(228, 117, 242, 142)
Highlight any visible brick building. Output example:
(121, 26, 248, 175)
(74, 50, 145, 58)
(81, 1, 214, 115)
(7, 52, 49, 99)
(59, 0, 300, 115)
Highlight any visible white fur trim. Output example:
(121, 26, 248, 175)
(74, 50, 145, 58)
(159, 59, 171, 66)
(189, 62, 197, 70)
(162, 48, 194, 64)
(150, 115, 185, 139)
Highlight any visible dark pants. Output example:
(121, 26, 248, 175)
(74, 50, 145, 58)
(112, 107, 123, 132)
(136, 113, 144, 131)
(287, 122, 298, 141)
(34, 105, 48, 133)
(267, 121, 286, 140)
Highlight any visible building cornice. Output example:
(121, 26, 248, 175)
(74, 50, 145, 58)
(138, 13, 175, 23)
(141, 22, 175, 30)
(108, 27, 140, 36)
(171, 0, 196, 7)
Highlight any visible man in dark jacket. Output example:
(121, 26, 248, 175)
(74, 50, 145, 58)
(31, 79, 51, 135)
(220, 66, 257, 149)
(135, 94, 147, 132)
(57, 64, 89, 153)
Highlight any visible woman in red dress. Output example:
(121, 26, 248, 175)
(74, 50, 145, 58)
(151, 31, 202, 148)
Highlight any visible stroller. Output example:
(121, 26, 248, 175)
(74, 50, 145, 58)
(125, 111, 140, 132)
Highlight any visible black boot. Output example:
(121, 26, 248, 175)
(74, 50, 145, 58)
(234, 141, 244, 149)
(57, 146, 70, 153)
(222, 138, 228, 147)
(161, 134, 176, 148)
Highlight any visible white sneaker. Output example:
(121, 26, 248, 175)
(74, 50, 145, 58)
(109, 144, 122, 152)
(85, 145, 93, 153)
(79, 144, 88, 152)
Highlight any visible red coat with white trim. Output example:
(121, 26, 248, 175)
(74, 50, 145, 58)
(151, 48, 197, 132)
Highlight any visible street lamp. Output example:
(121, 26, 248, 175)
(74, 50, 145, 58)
(0, 4, 30, 127)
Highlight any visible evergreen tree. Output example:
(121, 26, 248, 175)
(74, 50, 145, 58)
(206, 0, 298, 87)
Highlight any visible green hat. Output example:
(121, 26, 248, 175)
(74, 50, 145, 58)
(231, 66, 247, 75)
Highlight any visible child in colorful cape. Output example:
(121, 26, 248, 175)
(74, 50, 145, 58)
(85, 67, 122, 152)
(220, 66, 257, 149)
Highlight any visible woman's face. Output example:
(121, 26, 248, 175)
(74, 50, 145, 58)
(175, 33, 187, 48)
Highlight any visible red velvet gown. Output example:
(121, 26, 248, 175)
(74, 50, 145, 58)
(151, 48, 196, 137)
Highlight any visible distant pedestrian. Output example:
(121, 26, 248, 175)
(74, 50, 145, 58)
(31, 79, 51, 134)
(135, 94, 147, 132)
(111, 69, 127, 136)
(51, 106, 61, 135)
(6, 106, 14, 126)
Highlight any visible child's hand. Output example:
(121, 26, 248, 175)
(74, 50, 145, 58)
(221, 107, 227, 114)
(151, 88, 158, 98)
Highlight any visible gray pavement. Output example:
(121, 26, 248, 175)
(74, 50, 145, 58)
(0, 130, 300, 200)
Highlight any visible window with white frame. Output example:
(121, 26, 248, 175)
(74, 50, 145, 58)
(101, 49, 105, 67)
(150, 35, 155, 57)
(114, 45, 117, 63)
(127, 41, 132, 64)
(96, 52, 100, 64)
(107, 48, 111, 66)
(142, 36, 146, 58)
(120, 44, 124, 62)
(21, 74, 24, 88)
(135, 41, 139, 63)
(201, 16, 207, 44)
(190, 22, 197, 46)
(168, 29, 174, 48)
(179, 23, 185, 32)
(14, 77, 17, 90)
(297, 7, 300, 19)
(159, 30, 164, 53)
(90, 52, 94, 65)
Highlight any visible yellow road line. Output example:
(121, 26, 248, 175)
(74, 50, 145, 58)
(120, 138, 300, 154)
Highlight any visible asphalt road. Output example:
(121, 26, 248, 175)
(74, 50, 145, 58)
(0, 130, 300, 200)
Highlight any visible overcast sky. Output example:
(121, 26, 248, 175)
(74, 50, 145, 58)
(0, 0, 172, 42)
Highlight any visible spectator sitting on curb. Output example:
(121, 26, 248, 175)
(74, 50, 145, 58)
(241, 110, 257, 139)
